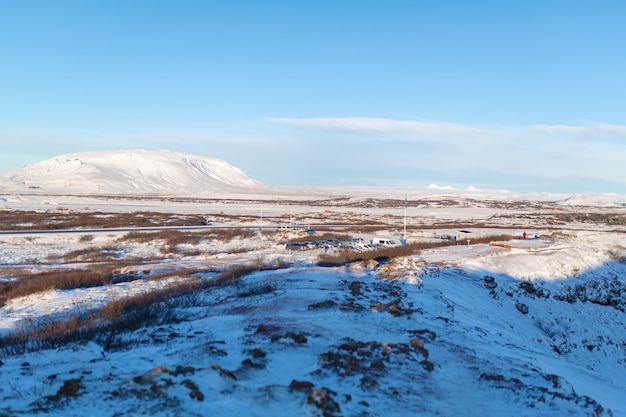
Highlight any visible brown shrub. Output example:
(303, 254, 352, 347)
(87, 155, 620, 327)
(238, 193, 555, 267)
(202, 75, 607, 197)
(0, 252, 289, 355)
(0, 265, 115, 306)
(78, 234, 94, 243)
(0, 277, 204, 355)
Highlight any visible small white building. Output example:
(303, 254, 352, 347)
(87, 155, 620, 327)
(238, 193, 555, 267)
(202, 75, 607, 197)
(455, 230, 474, 241)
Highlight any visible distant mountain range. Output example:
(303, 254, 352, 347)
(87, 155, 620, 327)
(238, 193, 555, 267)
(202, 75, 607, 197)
(0, 150, 264, 195)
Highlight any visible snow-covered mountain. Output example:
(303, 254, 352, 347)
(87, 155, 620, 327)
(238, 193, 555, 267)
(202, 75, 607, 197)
(0, 150, 263, 194)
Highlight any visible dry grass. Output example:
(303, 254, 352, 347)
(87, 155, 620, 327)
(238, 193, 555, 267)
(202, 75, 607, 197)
(204, 228, 257, 241)
(117, 228, 256, 251)
(0, 225, 280, 309)
(119, 230, 202, 245)
(209, 256, 288, 287)
(0, 287, 183, 355)
(0, 272, 212, 355)
(78, 234, 94, 243)
(0, 257, 290, 356)
(0, 210, 208, 231)
(60, 229, 260, 261)
(286, 232, 351, 244)
(0, 265, 115, 307)
(62, 246, 125, 262)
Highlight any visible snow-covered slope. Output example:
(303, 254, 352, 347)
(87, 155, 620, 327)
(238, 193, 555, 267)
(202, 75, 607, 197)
(0, 230, 625, 416)
(556, 193, 626, 207)
(0, 150, 263, 194)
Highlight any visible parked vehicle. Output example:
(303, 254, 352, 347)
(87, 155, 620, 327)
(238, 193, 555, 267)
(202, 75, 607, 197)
(286, 242, 305, 251)
(370, 238, 397, 247)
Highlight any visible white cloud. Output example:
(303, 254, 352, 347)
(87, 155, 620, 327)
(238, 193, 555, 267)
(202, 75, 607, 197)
(531, 122, 626, 138)
(265, 117, 480, 136)
(262, 116, 626, 192)
(268, 117, 626, 142)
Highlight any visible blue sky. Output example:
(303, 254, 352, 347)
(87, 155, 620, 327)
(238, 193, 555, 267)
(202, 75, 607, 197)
(1, 1, 625, 193)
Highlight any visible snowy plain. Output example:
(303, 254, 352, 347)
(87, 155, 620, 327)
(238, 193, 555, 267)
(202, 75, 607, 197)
(0, 150, 625, 416)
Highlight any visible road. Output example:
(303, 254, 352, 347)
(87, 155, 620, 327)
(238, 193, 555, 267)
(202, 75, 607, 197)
(0, 225, 220, 236)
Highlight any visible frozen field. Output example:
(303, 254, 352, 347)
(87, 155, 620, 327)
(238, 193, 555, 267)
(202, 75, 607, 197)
(1, 190, 625, 417)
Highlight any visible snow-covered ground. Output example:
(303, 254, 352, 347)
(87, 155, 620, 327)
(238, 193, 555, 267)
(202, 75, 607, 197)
(0, 151, 625, 416)
(1, 219, 625, 416)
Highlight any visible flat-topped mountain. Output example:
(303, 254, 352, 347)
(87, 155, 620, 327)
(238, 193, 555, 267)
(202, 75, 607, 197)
(0, 150, 263, 194)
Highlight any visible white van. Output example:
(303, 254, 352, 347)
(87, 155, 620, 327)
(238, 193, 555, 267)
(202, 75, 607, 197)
(370, 238, 397, 247)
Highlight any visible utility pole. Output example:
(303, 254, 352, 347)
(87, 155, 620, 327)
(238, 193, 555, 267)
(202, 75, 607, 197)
(403, 195, 407, 241)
